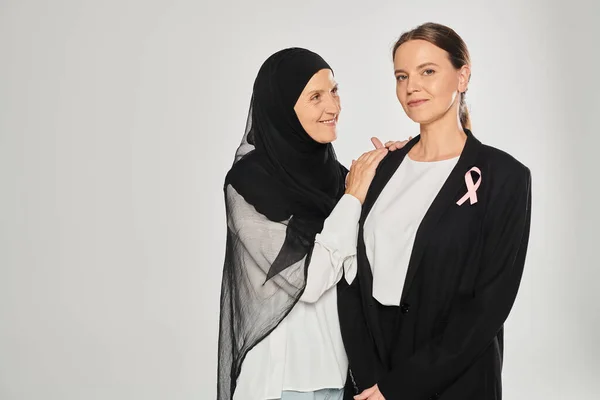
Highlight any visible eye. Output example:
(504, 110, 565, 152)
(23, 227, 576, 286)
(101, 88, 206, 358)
(311, 93, 321, 101)
(423, 69, 435, 76)
(331, 86, 339, 95)
(396, 74, 407, 82)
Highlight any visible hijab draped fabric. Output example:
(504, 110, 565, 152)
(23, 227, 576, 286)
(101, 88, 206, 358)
(217, 48, 347, 399)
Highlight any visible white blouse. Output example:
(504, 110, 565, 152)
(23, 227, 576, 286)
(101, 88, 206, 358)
(232, 191, 361, 400)
(363, 155, 459, 306)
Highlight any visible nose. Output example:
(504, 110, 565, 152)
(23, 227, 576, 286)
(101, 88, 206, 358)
(406, 75, 421, 94)
(324, 92, 341, 115)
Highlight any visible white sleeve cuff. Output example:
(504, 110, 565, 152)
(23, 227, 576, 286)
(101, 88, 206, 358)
(314, 194, 361, 258)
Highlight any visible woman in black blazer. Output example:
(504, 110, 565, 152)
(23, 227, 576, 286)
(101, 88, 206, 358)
(337, 22, 532, 400)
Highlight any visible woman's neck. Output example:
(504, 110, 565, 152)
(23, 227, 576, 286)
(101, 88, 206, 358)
(409, 118, 466, 162)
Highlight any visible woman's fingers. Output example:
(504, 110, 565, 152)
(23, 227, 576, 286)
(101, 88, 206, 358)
(365, 148, 387, 164)
(371, 148, 388, 165)
(354, 385, 377, 400)
(353, 148, 386, 169)
(371, 136, 384, 149)
(390, 140, 405, 151)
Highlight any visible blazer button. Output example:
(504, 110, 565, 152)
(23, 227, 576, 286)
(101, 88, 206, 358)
(400, 303, 410, 314)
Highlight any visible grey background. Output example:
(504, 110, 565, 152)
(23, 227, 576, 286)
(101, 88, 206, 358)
(1, 0, 598, 399)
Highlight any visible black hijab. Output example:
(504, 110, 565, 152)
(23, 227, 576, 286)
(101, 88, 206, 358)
(226, 47, 345, 221)
(226, 47, 347, 278)
(217, 48, 347, 399)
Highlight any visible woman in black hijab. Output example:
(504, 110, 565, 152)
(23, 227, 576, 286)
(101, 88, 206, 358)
(217, 48, 405, 400)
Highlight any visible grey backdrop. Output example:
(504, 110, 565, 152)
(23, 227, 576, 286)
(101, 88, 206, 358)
(1, 0, 598, 399)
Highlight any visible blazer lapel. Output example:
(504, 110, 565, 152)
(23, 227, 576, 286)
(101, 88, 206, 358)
(399, 129, 482, 301)
(356, 138, 418, 366)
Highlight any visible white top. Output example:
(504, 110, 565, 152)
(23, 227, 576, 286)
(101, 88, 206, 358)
(363, 155, 458, 306)
(232, 191, 361, 400)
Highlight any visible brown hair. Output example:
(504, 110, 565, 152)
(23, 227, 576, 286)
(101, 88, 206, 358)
(392, 22, 472, 129)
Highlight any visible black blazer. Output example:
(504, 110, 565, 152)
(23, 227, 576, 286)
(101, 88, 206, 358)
(337, 129, 532, 400)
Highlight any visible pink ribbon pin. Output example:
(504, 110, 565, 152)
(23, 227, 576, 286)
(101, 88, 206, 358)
(456, 167, 482, 206)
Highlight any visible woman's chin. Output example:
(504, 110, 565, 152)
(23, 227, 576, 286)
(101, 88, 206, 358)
(312, 130, 337, 144)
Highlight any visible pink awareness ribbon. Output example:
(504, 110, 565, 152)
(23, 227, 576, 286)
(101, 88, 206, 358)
(456, 167, 482, 206)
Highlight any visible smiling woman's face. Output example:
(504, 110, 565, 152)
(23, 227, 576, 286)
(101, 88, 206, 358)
(294, 69, 341, 144)
(394, 39, 470, 125)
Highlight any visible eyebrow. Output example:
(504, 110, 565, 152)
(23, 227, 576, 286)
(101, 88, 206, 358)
(306, 83, 338, 96)
(394, 62, 439, 74)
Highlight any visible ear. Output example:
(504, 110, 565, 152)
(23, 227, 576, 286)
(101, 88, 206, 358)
(458, 64, 471, 93)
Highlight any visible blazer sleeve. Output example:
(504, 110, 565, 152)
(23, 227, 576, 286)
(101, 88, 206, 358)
(378, 168, 532, 400)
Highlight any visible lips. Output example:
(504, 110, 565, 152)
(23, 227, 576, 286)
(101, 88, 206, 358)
(407, 99, 429, 107)
(319, 116, 337, 125)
